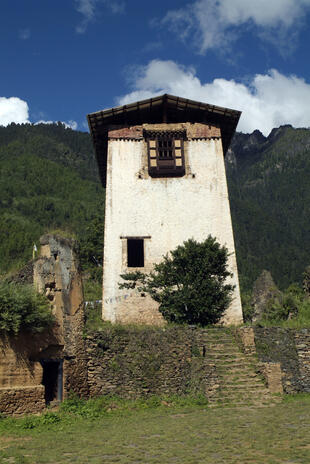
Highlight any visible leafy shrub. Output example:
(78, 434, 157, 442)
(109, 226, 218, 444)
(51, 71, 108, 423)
(120, 237, 234, 326)
(0, 281, 54, 334)
(257, 283, 310, 327)
(262, 283, 303, 322)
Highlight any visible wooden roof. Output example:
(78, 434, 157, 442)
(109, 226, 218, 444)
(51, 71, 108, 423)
(87, 94, 241, 186)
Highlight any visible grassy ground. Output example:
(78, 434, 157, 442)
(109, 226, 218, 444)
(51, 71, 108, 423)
(0, 395, 310, 463)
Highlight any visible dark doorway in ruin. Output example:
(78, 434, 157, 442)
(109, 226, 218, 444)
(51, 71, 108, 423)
(40, 359, 63, 404)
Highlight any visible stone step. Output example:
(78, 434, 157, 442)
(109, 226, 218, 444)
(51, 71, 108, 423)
(204, 344, 238, 349)
(206, 356, 251, 362)
(208, 395, 274, 403)
(221, 381, 266, 388)
(198, 332, 283, 410)
(221, 373, 261, 379)
(221, 370, 262, 376)
(215, 388, 271, 396)
(208, 400, 278, 408)
(218, 371, 262, 379)
(204, 349, 243, 355)
(215, 360, 257, 366)
(219, 380, 264, 387)
(211, 353, 255, 365)
(208, 394, 273, 404)
(218, 387, 269, 395)
(203, 334, 236, 338)
(203, 339, 237, 344)
(215, 364, 257, 371)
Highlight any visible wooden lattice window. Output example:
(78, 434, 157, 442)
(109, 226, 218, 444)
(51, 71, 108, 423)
(146, 131, 185, 177)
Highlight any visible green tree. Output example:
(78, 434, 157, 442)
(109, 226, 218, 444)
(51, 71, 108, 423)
(0, 282, 54, 334)
(119, 237, 234, 326)
(79, 214, 104, 282)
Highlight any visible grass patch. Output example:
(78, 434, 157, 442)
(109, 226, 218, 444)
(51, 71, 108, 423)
(0, 394, 208, 433)
(84, 300, 105, 332)
(256, 316, 310, 329)
(2, 394, 310, 463)
(282, 392, 310, 403)
(83, 280, 102, 302)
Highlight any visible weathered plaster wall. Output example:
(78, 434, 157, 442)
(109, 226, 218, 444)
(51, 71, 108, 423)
(103, 122, 242, 325)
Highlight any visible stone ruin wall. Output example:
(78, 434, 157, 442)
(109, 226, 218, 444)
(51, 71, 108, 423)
(4, 321, 310, 414)
(2, 232, 310, 415)
(34, 234, 88, 399)
(236, 327, 310, 394)
(0, 234, 88, 415)
(84, 326, 310, 400)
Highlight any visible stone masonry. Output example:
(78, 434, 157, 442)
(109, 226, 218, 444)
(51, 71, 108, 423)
(0, 234, 88, 415)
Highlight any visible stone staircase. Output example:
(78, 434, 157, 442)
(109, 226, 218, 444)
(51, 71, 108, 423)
(200, 328, 281, 408)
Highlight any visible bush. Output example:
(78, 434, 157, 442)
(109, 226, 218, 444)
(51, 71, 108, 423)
(256, 283, 310, 327)
(0, 281, 54, 334)
(119, 237, 234, 326)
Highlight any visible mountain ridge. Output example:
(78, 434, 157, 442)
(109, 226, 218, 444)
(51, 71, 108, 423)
(0, 122, 309, 291)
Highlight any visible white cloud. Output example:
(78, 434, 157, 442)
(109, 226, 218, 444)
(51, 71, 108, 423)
(19, 28, 31, 40)
(65, 120, 78, 130)
(75, 0, 96, 33)
(0, 97, 78, 130)
(75, 0, 125, 34)
(162, 0, 310, 54)
(118, 59, 310, 135)
(35, 120, 78, 130)
(0, 97, 30, 126)
(108, 0, 125, 14)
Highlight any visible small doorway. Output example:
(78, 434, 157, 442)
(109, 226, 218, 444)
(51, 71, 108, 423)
(40, 359, 63, 405)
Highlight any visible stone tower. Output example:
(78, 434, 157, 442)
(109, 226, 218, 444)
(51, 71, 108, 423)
(87, 94, 243, 325)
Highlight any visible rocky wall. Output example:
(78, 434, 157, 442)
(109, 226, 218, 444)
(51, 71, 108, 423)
(0, 386, 45, 416)
(0, 331, 61, 415)
(237, 327, 310, 393)
(34, 234, 89, 399)
(0, 234, 88, 415)
(85, 326, 215, 398)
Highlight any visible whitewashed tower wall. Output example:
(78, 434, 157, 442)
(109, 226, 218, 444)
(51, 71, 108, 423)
(102, 122, 243, 325)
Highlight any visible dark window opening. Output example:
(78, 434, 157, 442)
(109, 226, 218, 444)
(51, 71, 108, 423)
(158, 139, 173, 158)
(40, 359, 63, 405)
(127, 239, 144, 267)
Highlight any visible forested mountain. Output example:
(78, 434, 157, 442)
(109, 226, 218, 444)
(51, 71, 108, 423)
(226, 125, 310, 290)
(0, 122, 309, 291)
(0, 123, 104, 276)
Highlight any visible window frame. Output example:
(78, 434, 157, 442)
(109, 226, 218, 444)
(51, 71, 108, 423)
(145, 130, 186, 178)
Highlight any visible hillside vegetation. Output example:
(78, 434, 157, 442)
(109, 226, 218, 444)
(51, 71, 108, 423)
(227, 125, 310, 289)
(0, 122, 309, 291)
(0, 123, 103, 276)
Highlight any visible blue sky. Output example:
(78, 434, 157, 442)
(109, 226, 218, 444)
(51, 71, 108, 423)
(1, 0, 310, 135)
